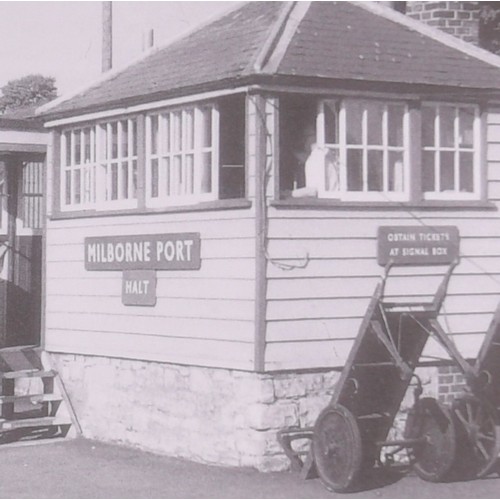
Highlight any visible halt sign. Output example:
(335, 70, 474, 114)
(122, 270, 157, 306)
(378, 226, 459, 265)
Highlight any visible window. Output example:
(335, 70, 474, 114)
(280, 96, 482, 203)
(146, 105, 219, 206)
(61, 119, 138, 210)
(421, 104, 480, 200)
(316, 99, 408, 201)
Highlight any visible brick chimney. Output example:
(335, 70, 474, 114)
(406, 1, 480, 45)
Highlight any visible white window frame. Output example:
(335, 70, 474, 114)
(60, 118, 138, 212)
(317, 99, 410, 202)
(145, 103, 220, 208)
(421, 102, 481, 201)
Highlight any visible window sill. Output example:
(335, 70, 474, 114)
(50, 199, 252, 221)
(270, 197, 497, 211)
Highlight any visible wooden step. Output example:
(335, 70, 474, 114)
(0, 394, 62, 404)
(0, 416, 70, 431)
(1, 370, 56, 380)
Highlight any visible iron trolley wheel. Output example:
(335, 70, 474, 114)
(452, 394, 500, 478)
(405, 397, 457, 482)
(312, 404, 363, 493)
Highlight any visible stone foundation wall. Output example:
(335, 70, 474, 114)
(48, 352, 463, 471)
(48, 352, 339, 471)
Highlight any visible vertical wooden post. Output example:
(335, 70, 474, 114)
(254, 94, 267, 373)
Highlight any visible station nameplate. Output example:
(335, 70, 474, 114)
(122, 270, 157, 306)
(378, 226, 459, 266)
(85, 233, 201, 271)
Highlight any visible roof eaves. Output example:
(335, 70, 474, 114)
(37, 1, 247, 117)
(258, 1, 312, 75)
(357, 1, 500, 70)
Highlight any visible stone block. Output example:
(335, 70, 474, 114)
(246, 402, 299, 431)
(238, 376, 275, 404)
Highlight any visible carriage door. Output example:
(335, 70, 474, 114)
(0, 158, 44, 347)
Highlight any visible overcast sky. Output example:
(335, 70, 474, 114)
(0, 1, 238, 97)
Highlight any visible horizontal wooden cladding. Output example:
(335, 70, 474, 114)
(47, 295, 254, 321)
(267, 257, 500, 279)
(264, 333, 483, 371)
(47, 220, 254, 245)
(267, 294, 500, 322)
(47, 208, 254, 228)
(486, 111, 500, 125)
(423, 333, 482, 362)
(266, 217, 500, 239)
(267, 273, 500, 301)
(47, 276, 254, 300)
(47, 259, 255, 280)
(266, 313, 494, 343)
(266, 206, 500, 221)
(46, 313, 254, 342)
(45, 329, 254, 371)
(266, 237, 500, 259)
(487, 162, 500, 181)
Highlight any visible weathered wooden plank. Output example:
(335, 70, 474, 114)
(266, 312, 493, 342)
(487, 143, 500, 162)
(266, 294, 500, 321)
(47, 218, 255, 245)
(45, 329, 254, 371)
(46, 258, 255, 279)
(486, 111, 500, 125)
(264, 339, 353, 371)
(266, 257, 500, 279)
(46, 312, 254, 341)
(264, 332, 485, 371)
(47, 276, 255, 300)
(48, 209, 255, 229)
(487, 163, 500, 181)
(487, 123, 500, 142)
(46, 295, 255, 321)
(267, 218, 500, 239)
(422, 333, 484, 362)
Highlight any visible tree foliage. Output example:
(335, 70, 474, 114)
(479, 2, 500, 55)
(0, 74, 57, 114)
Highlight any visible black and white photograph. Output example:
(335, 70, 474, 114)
(2, 0, 500, 497)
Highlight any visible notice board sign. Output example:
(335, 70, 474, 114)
(378, 226, 459, 266)
(85, 233, 201, 271)
(122, 270, 157, 306)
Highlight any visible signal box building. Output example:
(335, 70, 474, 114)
(37, 1, 500, 470)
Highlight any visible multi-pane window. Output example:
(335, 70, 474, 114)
(146, 104, 219, 206)
(61, 118, 138, 210)
(421, 104, 479, 199)
(317, 100, 408, 201)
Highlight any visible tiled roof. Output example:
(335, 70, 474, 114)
(272, 2, 500, 88)
(40, 2, 284, 118)
(40, 1, 500, 120)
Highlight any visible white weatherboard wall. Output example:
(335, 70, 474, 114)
(264, 107, 500, 371)
(44, 209, 256, 370)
